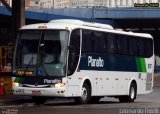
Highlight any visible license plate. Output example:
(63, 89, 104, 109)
(32, 91, 41, 95)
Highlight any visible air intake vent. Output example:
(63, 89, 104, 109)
(146, 73, 152, 91)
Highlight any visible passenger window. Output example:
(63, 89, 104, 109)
(146, 39, 153, 58)
(117, 35, 128, 55)
(138, 39, 145, 57)
(82, 30, 94, 52)
(129, 37, 138, 56)
(94, 32, 106, 53)
(105, 34, 117, 54)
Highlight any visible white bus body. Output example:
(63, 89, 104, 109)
(12, 19, 154, 104)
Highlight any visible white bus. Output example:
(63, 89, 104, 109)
(12, 19, 154, 104)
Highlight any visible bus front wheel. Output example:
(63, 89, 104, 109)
(75, 83, 91, 104)
(119, 82, 137, 102)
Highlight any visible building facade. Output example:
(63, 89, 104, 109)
(39, 0, 54, 8)
(29, 0, 40, 8)
(53, 0, 159, 8)
(54, 0, 70, 8)
(69, 0, 89, 8)
(0, 0, 159, 8)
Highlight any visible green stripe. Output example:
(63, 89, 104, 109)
(140, 58, 147, 72)
(136, 58, 147, 72)
(14, 77, 24, 83)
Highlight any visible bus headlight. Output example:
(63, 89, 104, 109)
(55, 83, 65, 88)
(12, 82, 20, 87)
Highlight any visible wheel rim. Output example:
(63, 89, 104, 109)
(130, 86, 135, 99)
(81, 87, 88, 101)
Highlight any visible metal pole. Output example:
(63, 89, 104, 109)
(12, 0, 25, 42)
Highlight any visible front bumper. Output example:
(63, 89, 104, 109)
(12, 86, 66, 97)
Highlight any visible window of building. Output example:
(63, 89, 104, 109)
(35, 1, 38, 4)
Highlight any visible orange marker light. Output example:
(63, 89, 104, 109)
(38, 26, 48, 29)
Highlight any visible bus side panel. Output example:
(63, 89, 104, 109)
(66, 71, 96, 97)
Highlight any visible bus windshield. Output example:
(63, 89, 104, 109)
(13, 30, 69, 77)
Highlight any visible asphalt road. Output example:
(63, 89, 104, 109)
(0, 86, 160, 114)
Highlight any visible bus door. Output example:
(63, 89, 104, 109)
(67, 29, 81, 96)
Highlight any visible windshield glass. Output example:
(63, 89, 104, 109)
(13, 30, 69, 77)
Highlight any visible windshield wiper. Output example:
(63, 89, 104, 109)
(22, 56, 34, 76)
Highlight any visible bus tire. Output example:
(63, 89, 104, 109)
(75, 83, 91, 104)
(119, 82, 137, 102)
(32, 96, 47, 105)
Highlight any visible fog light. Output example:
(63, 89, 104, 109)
(12, 82, 19, 87)
(55, 83, 65, 88)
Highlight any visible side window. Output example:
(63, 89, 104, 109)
(82, 30, 93, 52)
(70, 30, 80, 52)
(117, 35, 128, 55)
(129, 37, 138, 56)
(138, 38, 145, 57)
(146, 39, 153, 58)
(105, 34, 117, 54)
(94, 32, 106, 53)
(68, 29, 80, 76)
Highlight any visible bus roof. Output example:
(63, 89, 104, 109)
(20, 19, 152, 39)
(49, 19, 114, 30)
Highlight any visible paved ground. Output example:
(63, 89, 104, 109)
(0, 74, 160, 114)
(154, 73, 160, 87)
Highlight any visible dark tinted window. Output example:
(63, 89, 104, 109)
(70, 30, 80, 51)
(94, 32, 106, 53)
(105, 34, 117, 53)
(81, 29, 153, 58)
(82, 30, 93, 52)
(129, 37, 138, 56)
(117, 35, 128, 55)
(146, 39, 153, 58)
(68, 29, 80, 76)
(138, 39, 145, 57)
